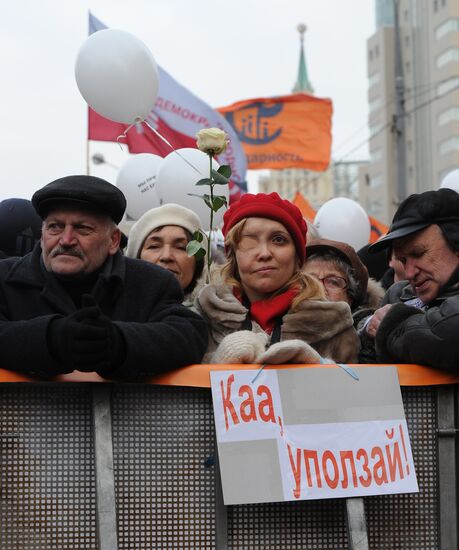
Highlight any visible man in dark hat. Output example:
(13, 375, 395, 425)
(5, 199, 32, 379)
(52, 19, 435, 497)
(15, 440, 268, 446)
(362, 188, 459, 370)
(0, 175, 207, 379)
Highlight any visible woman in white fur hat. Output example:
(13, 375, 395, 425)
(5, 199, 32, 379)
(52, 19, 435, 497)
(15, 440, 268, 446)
(125, 204, 206, 305)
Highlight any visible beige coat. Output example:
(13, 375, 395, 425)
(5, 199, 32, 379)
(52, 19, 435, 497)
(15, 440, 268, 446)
(196, 283, 360, 363)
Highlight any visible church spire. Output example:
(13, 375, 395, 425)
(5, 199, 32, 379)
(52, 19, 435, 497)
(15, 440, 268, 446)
(293, 23, 314, 94)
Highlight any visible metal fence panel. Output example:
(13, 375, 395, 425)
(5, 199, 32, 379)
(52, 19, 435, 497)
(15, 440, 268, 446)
(0, 382, 446, 549)
(365, 387, 439, 549)
(228, 500, 348, 549)
(111, 385, 217, 549)
(0, 384, 97, 550)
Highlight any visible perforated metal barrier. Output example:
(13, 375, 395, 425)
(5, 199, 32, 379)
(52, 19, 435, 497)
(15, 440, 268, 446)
(0, 384, 97, 550)
(0, 383, 453, 549)
(365, 387, 439, 550)
(112, 386, 216, 549)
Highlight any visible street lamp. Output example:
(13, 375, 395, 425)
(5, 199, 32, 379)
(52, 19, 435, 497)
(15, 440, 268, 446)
(91, 153, 120, 171)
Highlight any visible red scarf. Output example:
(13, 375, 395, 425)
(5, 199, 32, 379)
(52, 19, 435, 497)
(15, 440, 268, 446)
(234, 287, 299, 334)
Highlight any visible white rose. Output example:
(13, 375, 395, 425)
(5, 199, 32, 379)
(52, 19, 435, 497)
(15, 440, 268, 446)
(196, 128, 229, 156)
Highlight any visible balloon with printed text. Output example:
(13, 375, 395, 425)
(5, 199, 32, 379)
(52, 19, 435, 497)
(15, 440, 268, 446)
(314, 197, 371, 250)
(75, 29, 159, 124)
(116, 154, 162, 220)
(155, 148, 229, 231)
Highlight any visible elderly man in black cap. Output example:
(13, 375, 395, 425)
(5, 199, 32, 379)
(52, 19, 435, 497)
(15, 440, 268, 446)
(362, 188, 459, 370)
(0, 175, 207, 379)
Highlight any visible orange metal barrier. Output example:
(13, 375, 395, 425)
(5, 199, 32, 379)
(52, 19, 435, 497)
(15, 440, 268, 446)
(1, 363, 458, 387)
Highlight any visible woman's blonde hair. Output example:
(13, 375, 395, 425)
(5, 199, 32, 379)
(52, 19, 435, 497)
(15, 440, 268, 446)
(216, 218, 325, 307)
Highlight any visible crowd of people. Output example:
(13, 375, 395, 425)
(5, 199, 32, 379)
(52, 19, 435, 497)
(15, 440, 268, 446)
(0, 173, 458, 379)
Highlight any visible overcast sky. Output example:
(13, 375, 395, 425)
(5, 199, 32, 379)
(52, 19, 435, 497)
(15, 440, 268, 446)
(0, 0, 375, 200)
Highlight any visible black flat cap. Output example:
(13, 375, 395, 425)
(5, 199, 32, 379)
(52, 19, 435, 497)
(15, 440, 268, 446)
(369, 188, 459, 253)
(32, 175, 126, 224)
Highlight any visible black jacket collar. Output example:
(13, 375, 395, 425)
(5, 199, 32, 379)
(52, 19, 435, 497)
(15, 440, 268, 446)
(5, 243, 125, 314)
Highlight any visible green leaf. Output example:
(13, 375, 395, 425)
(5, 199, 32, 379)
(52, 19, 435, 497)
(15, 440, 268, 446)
(188, 192, 213, 209)
(211, 195, 227, 212)
(195, 178, 213, 186)
(215, 194, 228, 204)
(192, 230, 204, 243)
(186, 240, 204, 257)
(217, 165, 232, 178)
(211, 169, 229, 185)
(194, 247, 206, 261)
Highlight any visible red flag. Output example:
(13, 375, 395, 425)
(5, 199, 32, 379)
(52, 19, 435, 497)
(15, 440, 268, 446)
(88, 108, 195, 156)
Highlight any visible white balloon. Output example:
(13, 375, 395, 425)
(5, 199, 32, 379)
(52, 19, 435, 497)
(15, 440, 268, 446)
(314, 197, 371, 250)
(116, 154, 162, 220)
(155, 148, 229, 231)
(75, 29, 159, 124)
(440, 169, 459, 192)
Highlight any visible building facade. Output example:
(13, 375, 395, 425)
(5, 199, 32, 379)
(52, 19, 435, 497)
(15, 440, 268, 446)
(365, 0, 459, 224)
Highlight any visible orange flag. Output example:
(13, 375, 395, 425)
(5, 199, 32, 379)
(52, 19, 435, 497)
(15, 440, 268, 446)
(292, 192, 317, 222)
(218, 93, 333, 171)
(368, 215, 389, 243)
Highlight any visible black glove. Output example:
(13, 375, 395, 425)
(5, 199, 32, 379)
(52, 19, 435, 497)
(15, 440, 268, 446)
(47, 295, 125, 374)
(77, 294, 126, 376)
(47, 307, 107, 372)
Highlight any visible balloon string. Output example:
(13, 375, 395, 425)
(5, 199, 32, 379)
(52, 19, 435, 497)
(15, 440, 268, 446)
(116, 121, 138, 150)
(143, 120, 202, 175)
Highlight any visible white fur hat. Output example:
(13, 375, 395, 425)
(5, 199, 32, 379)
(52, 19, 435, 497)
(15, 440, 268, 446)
(125, 203, 203, 258)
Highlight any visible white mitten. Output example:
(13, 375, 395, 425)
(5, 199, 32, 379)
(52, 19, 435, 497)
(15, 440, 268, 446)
(258, 339, 322, 364)
(212, 331, 268, 364)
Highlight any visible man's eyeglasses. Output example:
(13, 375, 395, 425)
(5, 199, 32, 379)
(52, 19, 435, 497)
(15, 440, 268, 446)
(316, 275, 348, 291)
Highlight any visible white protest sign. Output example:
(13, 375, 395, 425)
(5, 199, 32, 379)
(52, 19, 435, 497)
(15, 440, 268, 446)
(210, 366, 418, 505)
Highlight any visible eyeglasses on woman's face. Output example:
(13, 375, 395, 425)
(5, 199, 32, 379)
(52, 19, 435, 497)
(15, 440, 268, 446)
(315, 275, 348, 291)
(303, 259, 351, 304)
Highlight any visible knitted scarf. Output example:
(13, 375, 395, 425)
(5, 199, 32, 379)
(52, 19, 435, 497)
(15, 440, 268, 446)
(235, 287, 299, 334)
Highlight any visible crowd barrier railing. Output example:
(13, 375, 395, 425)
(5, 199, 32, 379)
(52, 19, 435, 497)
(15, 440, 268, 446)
(1, 363, 458, 550)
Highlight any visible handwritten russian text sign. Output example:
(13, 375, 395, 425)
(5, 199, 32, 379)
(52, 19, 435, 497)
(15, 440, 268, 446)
(210, 366, 418, 505)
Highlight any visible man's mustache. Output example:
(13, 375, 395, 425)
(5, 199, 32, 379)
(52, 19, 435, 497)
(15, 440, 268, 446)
(50, 246, 84, 260)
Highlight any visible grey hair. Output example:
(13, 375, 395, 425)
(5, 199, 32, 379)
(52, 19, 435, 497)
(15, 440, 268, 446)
(306, 251, 360, 308)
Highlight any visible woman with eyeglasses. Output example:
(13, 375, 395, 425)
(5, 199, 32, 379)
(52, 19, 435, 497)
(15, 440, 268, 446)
(196, 193, 360, 365)
(303, 238, 385, 362)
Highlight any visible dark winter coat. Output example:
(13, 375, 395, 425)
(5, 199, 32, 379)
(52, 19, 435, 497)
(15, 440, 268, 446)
(375, 266, 459, 370)
(353, 278, 385, 363)
(0, 245, 207, 379)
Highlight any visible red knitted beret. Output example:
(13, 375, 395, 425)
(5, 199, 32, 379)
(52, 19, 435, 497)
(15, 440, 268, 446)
(222, 192, 307, 263)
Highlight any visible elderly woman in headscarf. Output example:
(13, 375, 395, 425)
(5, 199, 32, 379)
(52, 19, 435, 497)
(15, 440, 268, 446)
(125, 203, 206, 306)
(196, 192, 360, 365)
(303, 238, 385, 362)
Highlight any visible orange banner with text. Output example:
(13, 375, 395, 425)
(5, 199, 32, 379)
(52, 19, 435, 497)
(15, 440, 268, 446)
(218, 93, 333, 171)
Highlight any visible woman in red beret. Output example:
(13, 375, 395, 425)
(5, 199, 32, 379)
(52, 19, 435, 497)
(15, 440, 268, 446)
(196, 192, 360, 364)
